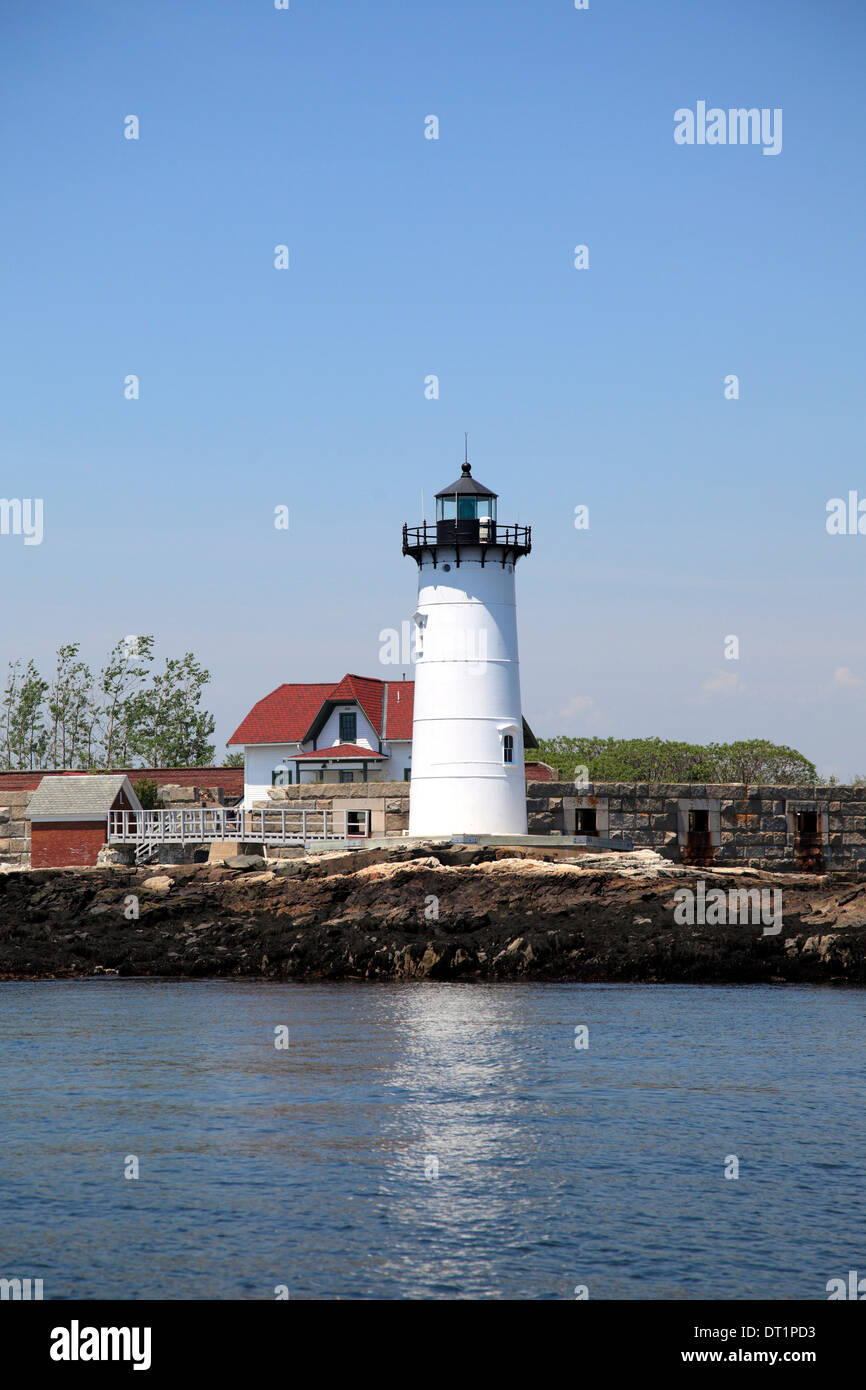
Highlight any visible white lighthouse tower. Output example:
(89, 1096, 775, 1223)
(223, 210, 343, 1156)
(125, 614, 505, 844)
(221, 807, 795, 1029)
(402, 455, 532, 837)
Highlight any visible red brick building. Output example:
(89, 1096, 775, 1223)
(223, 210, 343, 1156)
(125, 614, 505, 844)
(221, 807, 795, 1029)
(524, 761, 556, 782)
(27, 775, 142, 869)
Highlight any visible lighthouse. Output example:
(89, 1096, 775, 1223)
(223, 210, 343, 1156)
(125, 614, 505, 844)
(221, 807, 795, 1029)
(402, 456, 532, 837)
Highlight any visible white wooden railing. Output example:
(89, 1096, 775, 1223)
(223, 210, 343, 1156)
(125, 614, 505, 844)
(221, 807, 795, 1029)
(107, 807, 371, 845)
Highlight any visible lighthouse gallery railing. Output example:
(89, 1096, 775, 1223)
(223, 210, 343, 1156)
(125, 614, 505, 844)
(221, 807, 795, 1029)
(402, 520, 531, 549)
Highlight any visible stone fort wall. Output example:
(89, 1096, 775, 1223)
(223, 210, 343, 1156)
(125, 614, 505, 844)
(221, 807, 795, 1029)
(526, 781, 866, 869)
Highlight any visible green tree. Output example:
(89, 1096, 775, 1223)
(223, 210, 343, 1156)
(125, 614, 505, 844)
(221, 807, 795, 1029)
(1, 659, 49, 769)
(47, 642, 95, 768)
(530, 735, 614, 774)
(68, 661, 98, 768)
(223, 751, 244, 767)
(129, 652, 215, 767)
(97, 636, 154, 768)
(588, 738, 716, 782)
(132, 777, 160, 808)
(706, 739, 816, 785)
(529, 735, 816, 785)
(1, 661, 21, 771)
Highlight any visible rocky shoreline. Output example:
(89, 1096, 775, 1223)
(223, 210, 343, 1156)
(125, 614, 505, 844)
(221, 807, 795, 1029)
(1, 844, 866, 984)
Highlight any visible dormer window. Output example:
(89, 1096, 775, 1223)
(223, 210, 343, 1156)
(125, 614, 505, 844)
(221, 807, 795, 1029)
(498, 721, 520, 766)
(339, 710, 357, 743)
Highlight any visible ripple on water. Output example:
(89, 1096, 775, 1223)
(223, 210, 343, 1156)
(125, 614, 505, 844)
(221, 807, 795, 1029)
(0, 978, 863, 1299)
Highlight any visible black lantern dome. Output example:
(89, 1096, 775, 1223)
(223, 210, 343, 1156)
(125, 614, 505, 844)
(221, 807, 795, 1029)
(402, 456, 531, 569)
(434, 462, 498, 538)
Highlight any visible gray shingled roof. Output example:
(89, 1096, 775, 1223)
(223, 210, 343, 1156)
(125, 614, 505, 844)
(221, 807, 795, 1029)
(27, 775, 138, 817)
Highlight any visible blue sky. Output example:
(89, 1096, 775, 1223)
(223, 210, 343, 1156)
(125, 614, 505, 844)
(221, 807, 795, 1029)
(1, 0, 865, 775)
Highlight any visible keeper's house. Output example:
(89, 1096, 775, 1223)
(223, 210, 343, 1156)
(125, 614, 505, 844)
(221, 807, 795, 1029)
(27, 775, 141, 869)
(228, 675, 414, 808)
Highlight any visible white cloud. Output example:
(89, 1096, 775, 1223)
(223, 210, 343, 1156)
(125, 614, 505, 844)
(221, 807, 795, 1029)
(833, 666, 864, 687)
(702, 670, 744, 695)
(559, 695, 596, 719)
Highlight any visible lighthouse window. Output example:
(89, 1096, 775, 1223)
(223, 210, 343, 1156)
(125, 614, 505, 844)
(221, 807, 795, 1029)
(503, 734, 514, 764)
(436, 497, 456, 521)
(339, 711, 357, 743)
(477, 497, 495, 519)
(457, 495, 477, 520)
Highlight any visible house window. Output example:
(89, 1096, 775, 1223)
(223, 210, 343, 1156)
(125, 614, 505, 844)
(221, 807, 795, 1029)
(503, 734, 514, 764)
(797, 810, 818, 835)
(339, 770, 354, 784)
(403, 768, 411, 781)
(272, 768, 292, 786)
(339, 711, 357, 743)
(688, 809, 709, 833)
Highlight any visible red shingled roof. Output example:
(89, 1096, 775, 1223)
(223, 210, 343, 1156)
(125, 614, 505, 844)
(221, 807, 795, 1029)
(319, 675, 385, 740)
(383, 680, 413, 739)
(228, 683, 333, 746)
(294, 744, 386, 761)
(228, 677, 414, 747)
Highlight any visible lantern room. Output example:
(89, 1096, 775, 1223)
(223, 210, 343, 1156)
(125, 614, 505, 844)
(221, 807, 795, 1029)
(435, 463, 498, 542)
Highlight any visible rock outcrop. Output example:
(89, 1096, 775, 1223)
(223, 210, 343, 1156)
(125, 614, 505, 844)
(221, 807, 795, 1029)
(1, 845, 866, 983)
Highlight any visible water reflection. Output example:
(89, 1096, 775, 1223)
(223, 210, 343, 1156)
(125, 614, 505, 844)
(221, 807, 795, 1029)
(0, 979, 864, 1299)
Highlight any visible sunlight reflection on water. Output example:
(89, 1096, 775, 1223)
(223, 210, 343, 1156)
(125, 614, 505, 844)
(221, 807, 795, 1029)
(0, 978, 863, 1299)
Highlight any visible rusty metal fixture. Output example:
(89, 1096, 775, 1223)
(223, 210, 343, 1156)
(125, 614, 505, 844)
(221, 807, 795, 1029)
(683, 829, 716, 867)
(795, 830, 825, 873)
(682, 808, 715, 866)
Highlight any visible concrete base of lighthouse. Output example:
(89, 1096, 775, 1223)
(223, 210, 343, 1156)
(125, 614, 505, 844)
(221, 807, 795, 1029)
(408, 770, 528, 838)
(299, 833, 635, 855)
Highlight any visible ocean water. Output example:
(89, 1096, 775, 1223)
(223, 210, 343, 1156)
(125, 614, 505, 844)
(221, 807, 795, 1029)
(0, 979, 863, 1300)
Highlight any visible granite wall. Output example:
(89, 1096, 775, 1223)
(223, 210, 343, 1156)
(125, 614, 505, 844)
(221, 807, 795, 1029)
(0, 789, 32, 870)
(261, 780, 411, 842)
(526, 781, 866, 868)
